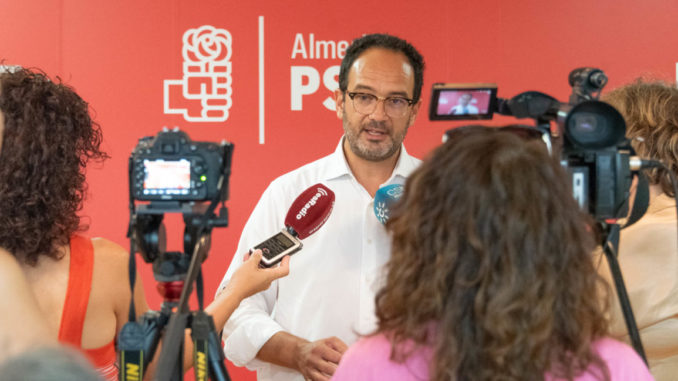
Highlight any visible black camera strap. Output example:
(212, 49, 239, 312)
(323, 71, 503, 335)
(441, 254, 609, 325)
(623, 172, 650, 229)
(191, 311, 211, 381)
(126, 156, 138, 322)
(191, 310, 229, 381)
(118, 158, 148, 380)
(118, 321, 146, 381)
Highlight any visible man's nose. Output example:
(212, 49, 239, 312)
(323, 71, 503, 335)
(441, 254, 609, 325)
(369, 99, 389, 121)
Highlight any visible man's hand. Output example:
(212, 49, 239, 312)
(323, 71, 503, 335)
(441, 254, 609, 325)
(294, 336, 348, 381)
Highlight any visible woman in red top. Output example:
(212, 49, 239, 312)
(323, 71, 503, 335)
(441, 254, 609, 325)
(0, 67, 289, 380)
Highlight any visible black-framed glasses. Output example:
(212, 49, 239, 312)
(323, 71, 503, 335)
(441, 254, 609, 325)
(346, 91, 414, 118)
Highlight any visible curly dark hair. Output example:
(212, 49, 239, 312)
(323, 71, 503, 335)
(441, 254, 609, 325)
(603, 79, 678, 196)
(375, 127, 611, 380)
(0, 67, 108, 265)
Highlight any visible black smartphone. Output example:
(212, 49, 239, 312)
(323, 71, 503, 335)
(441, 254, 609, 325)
(252, 229, 302, 268)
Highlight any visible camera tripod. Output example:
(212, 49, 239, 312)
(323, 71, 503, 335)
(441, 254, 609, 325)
(599, 222, 647, 365)
(119, 204, 232, 381)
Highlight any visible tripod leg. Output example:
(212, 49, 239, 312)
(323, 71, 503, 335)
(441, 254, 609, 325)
(156, 312, 190, 381)
(603, 227, 648, 365)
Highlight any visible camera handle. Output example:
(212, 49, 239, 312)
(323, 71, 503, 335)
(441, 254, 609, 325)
(154, 233, 232, 381)
(600, 223, 648, 365)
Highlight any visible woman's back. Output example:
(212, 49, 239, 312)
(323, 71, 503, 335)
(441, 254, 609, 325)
(19, 236, 146, 376)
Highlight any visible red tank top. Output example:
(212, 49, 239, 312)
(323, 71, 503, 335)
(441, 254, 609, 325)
(58, 235, 118, 380)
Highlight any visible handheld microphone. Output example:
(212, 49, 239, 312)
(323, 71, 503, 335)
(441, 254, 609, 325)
(253, 183, 335, 267)
(374, 184, 403, 224)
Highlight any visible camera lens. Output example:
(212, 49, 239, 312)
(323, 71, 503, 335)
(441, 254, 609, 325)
(568, 112, 608, 143)
(564, 101, 625, 149)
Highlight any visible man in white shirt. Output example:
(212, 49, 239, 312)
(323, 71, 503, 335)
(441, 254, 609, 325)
(449, 93, 479, 115)
(217, 33, 425, 381)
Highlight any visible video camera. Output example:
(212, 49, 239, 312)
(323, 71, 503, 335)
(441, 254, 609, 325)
(430, 68, 632, 221)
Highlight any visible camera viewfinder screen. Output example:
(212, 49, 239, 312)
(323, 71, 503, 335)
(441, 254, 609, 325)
(429, 84, 497, 121)
(436, 89, 493, 116)
(143, 159, 191, 195)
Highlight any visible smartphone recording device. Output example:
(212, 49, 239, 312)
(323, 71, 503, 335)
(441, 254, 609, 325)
(429, 83, 498, 121)
(254, 229, 302, 267)
(250, 183, 335, 268)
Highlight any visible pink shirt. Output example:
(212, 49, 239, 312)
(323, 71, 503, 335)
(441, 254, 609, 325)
(332, 335, 654, 381)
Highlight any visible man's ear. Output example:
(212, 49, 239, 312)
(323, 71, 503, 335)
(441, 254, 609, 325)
(334, 89, 345, 119)
(408, 98, 423, 126)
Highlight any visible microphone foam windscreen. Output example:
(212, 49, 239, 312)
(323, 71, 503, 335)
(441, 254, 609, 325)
(284, 183, 335, 239)
(374, 183, 403, 224)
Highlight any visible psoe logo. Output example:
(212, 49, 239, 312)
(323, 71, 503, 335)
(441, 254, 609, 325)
(164, 25, 233, 122)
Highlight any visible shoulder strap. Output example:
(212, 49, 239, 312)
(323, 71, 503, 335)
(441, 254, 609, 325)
(58, 235, 94, 347)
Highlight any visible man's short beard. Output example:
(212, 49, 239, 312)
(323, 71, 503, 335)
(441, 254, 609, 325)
(343, 119, 406, 162)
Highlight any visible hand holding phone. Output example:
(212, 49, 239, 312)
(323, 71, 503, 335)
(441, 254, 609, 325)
(254, 184, 335, 267)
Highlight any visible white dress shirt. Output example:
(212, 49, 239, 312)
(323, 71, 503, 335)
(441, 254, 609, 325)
(217, 137, 420, 381)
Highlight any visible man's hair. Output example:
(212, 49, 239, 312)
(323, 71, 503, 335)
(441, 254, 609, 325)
(0, 68, 108, 265)
(375, 127, 610, 381)
(339, 33, 425, 103)
(603, 79, 678, 196)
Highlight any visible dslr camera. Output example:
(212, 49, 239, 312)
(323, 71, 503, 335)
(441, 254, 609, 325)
(430, 68, 632, 221)
(130, 127, 231, 202)
(127, 127, 233, 272)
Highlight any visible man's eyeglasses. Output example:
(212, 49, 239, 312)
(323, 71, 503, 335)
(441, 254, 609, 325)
(346, 91, 414, 118)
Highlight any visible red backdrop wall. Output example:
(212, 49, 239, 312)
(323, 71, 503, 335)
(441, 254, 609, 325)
(2, 0, 677, 379)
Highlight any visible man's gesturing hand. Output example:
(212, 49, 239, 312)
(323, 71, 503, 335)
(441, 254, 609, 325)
(294, 336, 348, 381)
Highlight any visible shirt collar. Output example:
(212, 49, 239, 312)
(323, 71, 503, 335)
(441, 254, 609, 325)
(323, 136, 419, 183)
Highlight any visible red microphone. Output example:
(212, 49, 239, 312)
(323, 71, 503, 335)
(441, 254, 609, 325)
(253, 183, 335, 267)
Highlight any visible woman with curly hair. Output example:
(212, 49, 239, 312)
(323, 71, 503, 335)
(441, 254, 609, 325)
(332, 127, 652, 380)
(0, 67, 290, 380)
(600, 80, 678, 380)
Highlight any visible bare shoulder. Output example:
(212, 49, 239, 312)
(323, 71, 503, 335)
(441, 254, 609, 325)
(89, 237, 132, 294)
(91, 237, 131, 265)
(89, 237, 149, 320)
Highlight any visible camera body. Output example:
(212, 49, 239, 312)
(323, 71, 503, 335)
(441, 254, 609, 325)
(130, 128, 230, 202)
(430, 68, 632, 221)
(128, 127, 232, 268)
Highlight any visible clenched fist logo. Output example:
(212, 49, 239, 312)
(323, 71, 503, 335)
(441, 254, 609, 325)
(164, 25, 233, 122)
